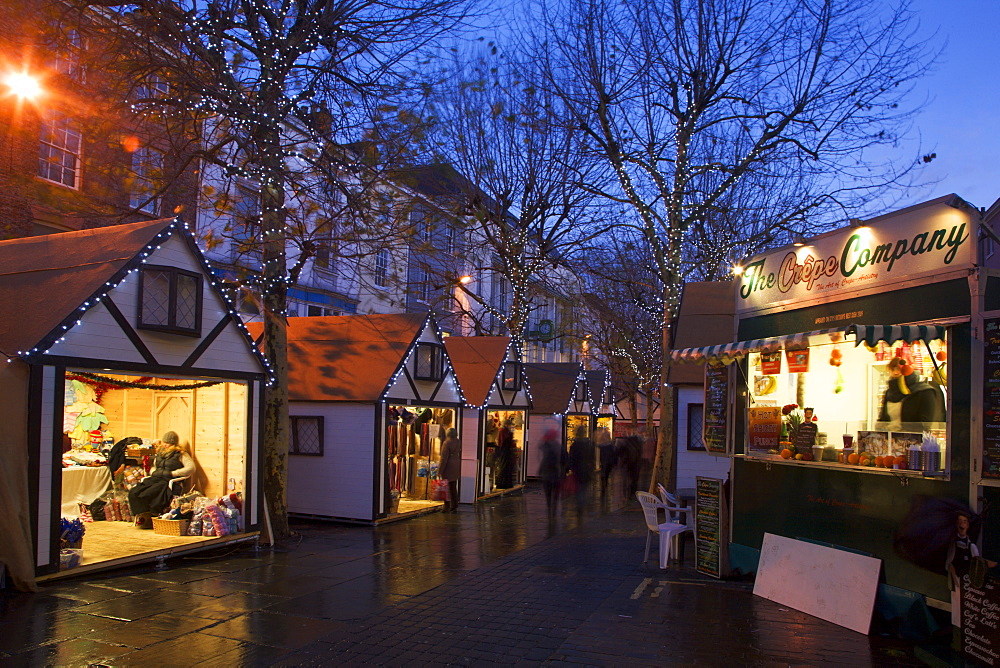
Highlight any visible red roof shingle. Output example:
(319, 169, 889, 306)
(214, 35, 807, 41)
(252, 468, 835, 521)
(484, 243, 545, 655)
(247, 313, 427, 402)
(0, 219, 175, 357)
(443, 336, 511, 406)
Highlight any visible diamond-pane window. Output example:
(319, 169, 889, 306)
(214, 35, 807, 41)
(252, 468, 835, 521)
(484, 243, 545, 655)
(687, 403, 705, 451)
(140, 270, 171, 326)
(290, 416, 324, 456)
(138, 265, 203, 336)
(501, 361, 521, 391)
(414, 343, 445, 381)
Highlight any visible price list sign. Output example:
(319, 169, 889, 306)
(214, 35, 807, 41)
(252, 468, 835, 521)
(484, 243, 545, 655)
(961, 575, 1000, 665)
(704, 364, 729, 454)
(695, 477, 728, 579)
(983, 317, 1000, 479)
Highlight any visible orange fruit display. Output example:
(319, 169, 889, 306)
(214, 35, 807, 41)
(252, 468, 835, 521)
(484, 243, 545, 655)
(883, 456, 896, 468)
(780, 449, 792, 459)
(847, 453, 860, 465)
(860, 456, 871, 467)
(875, 456, 885, 468)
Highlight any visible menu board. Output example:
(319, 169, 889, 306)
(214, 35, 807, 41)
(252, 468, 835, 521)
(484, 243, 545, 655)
(983, 317, 1000, 479)
(961, 574, 1000, 665)
(695, 477, 728, 578)
(704, 365, 729, 454)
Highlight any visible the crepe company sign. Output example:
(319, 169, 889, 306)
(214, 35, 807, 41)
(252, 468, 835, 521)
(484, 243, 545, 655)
(737, 206, 973, 311)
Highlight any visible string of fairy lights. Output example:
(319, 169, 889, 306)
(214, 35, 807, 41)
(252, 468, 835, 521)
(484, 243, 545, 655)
(5, 219, 275, 386)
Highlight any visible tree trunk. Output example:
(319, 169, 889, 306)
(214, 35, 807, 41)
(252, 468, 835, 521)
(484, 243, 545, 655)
(650, 288, 677, 493)
(259, 132, 290, 540)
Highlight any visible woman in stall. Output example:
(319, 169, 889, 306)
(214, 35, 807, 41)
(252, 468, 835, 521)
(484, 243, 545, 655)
(127, 431, 195, 529)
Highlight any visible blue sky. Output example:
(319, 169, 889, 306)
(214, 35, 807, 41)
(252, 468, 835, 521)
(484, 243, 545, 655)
(891, 0, 1000, 211)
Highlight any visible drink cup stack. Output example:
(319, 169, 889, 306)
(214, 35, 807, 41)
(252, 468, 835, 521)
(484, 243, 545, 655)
(920, 432, 941, 472)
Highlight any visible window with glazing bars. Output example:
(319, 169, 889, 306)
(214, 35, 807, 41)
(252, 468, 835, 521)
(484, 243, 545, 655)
(38, 112, 82, 188)
(138, 265, 203, 336)
(290, 416, 324, 455)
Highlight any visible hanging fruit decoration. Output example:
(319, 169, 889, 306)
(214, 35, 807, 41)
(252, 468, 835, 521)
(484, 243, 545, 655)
(830, 348, 844, 393)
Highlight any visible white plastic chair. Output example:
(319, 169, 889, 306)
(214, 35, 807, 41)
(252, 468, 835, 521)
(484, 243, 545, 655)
(636, 491, 692, 569)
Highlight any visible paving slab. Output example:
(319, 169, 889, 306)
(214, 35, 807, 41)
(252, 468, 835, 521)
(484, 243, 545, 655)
(1, 481, 934, 665)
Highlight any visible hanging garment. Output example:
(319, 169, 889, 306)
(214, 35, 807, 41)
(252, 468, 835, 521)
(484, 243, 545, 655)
(433, 408, 453, 428)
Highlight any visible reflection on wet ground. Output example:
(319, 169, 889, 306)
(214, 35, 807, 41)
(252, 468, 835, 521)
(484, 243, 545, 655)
(0, 482, 925, 665)
(0, 481, 627, 663)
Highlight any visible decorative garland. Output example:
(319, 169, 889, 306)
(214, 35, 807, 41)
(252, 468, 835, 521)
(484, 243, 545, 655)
(68, 372, 224, 392)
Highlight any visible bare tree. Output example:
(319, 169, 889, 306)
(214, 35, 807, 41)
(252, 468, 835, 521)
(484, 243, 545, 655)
(535, 0, 935, 491)
(65, 0, 477, 536)
(576, 227, 663, 434)
(419, 50, 612, 346)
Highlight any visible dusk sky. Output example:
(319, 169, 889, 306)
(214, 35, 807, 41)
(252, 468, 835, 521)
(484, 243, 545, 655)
(891, 0, 1000, 212)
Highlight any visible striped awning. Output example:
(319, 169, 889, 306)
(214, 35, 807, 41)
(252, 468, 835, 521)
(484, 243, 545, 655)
(849, 324, 946, 348)
(670, 327, 848, 365)
(671, 323, 948, 365)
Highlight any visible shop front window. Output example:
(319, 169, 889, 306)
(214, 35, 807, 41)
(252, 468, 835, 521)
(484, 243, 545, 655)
(386, 405, 455, 513)
(565, 414, 590, 450)
(746, 330, 948, 473)
(482, 410, 526, 495)
(61, 372, 249, 568)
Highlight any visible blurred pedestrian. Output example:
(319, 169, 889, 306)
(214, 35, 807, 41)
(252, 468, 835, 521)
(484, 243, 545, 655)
(537, 429, 566, 515)
(495, 419, 515, 489)
(438, 428, 461, 512)
(596, 427, 616, 497)
(616, 434, 641, 501)
(567, 426, 596, 515)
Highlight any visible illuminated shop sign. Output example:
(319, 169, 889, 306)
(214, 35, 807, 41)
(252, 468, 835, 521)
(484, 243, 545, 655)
(737, 203, 975, 312)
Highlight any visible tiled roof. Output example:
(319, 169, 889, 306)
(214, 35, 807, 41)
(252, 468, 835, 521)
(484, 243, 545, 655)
(0, 219, 174, 357)
(523, 362, 583, 414)
(443, 336, 511, 406)
(247, 313, 427, 402)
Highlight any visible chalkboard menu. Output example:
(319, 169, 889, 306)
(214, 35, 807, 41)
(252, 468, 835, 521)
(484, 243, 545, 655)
(961, 574, 1000, 665)
(695, 477, 729, 579)
(983, 317, 1000, 479)
(704, 365, 729, 454)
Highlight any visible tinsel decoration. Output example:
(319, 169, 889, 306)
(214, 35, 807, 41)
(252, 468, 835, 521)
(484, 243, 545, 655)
(68, 372, 223, 392)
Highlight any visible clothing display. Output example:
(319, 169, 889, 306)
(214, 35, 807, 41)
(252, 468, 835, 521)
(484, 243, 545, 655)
(387, 404, 455, 510)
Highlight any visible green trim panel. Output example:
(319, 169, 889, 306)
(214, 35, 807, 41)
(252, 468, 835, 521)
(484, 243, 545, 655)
(738, 279, 970, 339)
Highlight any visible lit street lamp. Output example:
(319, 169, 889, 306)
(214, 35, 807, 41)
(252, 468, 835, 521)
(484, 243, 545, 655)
(4, 72, 42, 100)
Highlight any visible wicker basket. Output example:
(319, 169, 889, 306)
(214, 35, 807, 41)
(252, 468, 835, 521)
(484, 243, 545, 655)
(152, 518, 190, 536)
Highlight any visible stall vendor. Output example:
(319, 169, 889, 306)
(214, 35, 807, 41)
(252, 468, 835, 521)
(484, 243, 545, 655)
(127, 431, 195, 529)
(879, 357, 946, 430)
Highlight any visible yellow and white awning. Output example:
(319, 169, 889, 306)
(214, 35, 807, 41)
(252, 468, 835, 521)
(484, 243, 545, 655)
(670, 324, 947, 365)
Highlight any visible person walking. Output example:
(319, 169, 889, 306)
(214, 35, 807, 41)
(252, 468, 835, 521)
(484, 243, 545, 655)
(537, 429, 566, 515)
(567, 426, 596, 516)
(438, 428, 462, 512)
(596, 427, 616, 498)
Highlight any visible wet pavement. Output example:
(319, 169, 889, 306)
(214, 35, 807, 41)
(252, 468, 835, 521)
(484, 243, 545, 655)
(1, 483, 930, 666)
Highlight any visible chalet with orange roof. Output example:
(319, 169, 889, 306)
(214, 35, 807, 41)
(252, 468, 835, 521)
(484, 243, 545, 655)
(247, 312, 463, 522)
(444, 337, 531, 502)
(523, 362, 592, 477)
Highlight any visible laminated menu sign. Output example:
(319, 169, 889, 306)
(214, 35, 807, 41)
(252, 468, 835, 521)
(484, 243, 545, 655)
(748, 406, 781, 451)
(961, 574, 1000, 665)
(983, 317, 1000, 479)
(695, 477, 728, 578)
(704, 365, 729, 454)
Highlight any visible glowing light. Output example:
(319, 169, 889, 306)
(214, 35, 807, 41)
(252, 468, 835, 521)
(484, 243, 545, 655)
(4, 72, 41, 99)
